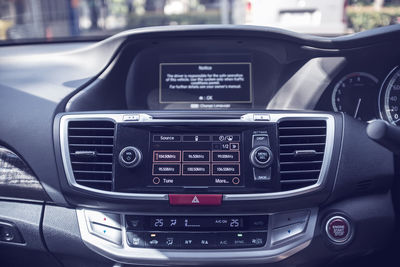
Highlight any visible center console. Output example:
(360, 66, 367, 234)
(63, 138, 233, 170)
(56, 111, 335, 265)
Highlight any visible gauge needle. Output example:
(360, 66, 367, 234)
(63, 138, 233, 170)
(354, 98, 362, 118)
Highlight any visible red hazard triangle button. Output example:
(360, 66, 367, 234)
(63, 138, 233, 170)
(169, 194, 222, 206)
(192, 196, 200, 203)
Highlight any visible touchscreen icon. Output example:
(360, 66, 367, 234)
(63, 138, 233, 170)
(251, 238, 263, 245)
(154, 218, 164, 227)
(192, 196, 200, 203)
(166, 238, 174, 246)
(170, 219, 177, 227)
(132, 237, 140, 245)
(219, 240, 228, 245)
(201, 239, 209, 245)
(230, 219, 240, 228)
(149, 239, 159, 245)
(184, 219, 201, 228)
(221, 143, 230, 150)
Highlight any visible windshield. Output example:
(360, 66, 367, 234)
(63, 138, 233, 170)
(0, 0, 399, 43)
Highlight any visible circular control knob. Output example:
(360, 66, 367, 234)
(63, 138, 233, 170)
(325, 216, 351, 244)
(250, 146, 273, 168)
(119, 146, 142, 168)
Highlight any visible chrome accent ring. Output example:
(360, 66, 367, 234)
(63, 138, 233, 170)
(118, 146, 142, 168)
(325, 216, 351, 244)
(249, 146, 273, 168)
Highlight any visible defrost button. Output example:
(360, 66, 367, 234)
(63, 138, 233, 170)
(126, 232, 145, 248)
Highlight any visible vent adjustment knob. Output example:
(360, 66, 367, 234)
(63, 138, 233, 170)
(119, 147, 142, 168)
(250, 146, 273, 168)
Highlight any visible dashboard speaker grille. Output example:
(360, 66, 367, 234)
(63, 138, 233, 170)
(67, 120, 115, 191)
(278, 119, 327, 191)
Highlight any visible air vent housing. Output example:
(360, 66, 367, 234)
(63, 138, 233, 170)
(67, 120, 115, 191)
(278, 119, 327, 191)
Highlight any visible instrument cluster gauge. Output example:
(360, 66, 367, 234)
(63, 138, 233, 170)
(380, 66, 400, 126)
(332, 72, 379, 121)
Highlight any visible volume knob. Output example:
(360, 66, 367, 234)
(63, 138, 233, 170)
(250, 146, 273, 168)
(119, 146, 142, 168)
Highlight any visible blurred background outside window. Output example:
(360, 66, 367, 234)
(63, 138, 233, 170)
(0, 0, 400, 42)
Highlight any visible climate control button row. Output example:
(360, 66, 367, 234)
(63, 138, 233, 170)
(126, 231, 267, 249)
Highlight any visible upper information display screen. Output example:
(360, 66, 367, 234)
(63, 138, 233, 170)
(159, 62, 252, 104)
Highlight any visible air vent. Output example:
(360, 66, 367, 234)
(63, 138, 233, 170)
(278, 119, 327, 191)
(67, 120, 115, 191)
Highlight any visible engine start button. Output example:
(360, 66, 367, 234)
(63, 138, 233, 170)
(325, 216, 351, 243)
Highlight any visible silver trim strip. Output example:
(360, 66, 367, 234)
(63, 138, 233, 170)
(76, 208, 318, 265)
(59, 113, 334, 201)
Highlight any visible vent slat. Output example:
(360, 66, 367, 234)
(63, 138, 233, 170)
(69, 127, 114, 131)
(279, 135, 326, 138)
(280, 143, 325, 147)
(280, 169, 320, 174)
(280, 179, 319, 184)
(280, 161, 323, 165)
(71, 162, 113, 165)
(279, 126, 326, 130)
(75, 179, 113, 184)
(68, 120, 115, 191)
(69, 144, 114, 147)
(69, 135, 114, 139)
(73, 170, 112, 174)
(280, 152, 324, 156)
(278, 119, 326, 191)
(70, 152, 113, 156)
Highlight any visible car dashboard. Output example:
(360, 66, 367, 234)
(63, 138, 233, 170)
(0, 25, 399, 267)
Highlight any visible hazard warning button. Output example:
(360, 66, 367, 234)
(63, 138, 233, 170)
(169, 194, 222, 206)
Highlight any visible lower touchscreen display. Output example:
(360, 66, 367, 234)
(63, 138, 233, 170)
(124, 215, 269, 231)
(148, 216, 244, 231)
(159, 62, 252, 104)
(150, 133, 243, 187)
